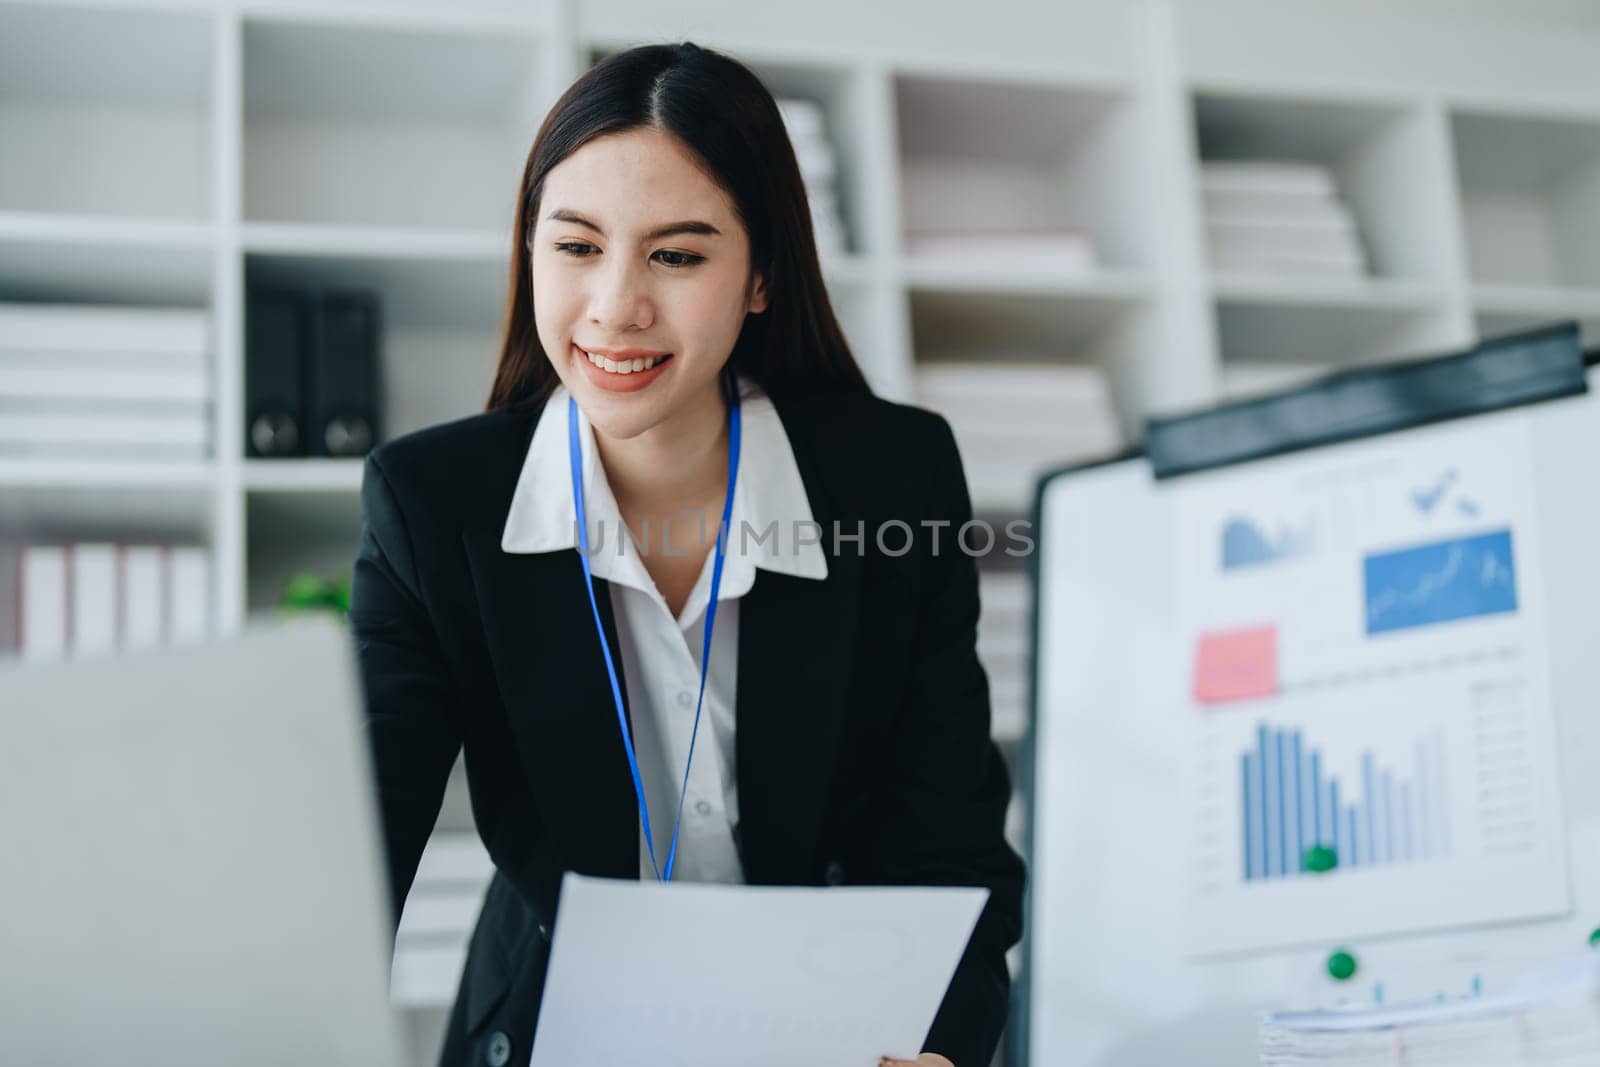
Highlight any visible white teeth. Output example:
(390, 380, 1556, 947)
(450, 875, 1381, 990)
(583, 348, 665, 374)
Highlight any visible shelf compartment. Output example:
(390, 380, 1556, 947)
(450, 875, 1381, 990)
(1215, 295, 1451, 367)
(1451, 108, 1600, 290)
(894, 73, 1150, 273)
(245, 489, 361, 616)
(1193, 90, 1455, 286)
(907, 284, 1148, 362)
(0, 3, 214, 220)
(1212, 273, 1443, 312)
(747, 58, 875, 258)
(244, 250, 505, 447)
(1473, 282, 1600, 348)
(242, 17, 541, 230)
(0, 213, 214, 306)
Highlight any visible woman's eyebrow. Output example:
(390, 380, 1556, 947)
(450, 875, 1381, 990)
(545, 207, 722, 241)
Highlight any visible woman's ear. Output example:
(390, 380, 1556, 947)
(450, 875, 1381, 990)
(747, 269, 770, 315)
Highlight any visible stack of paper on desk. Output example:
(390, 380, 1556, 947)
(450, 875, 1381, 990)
(530, 874, 987, 1067)
(1259, 955, 1600, 1066)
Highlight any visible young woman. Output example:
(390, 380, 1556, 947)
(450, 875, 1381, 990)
(350, 42, 1024, 1067)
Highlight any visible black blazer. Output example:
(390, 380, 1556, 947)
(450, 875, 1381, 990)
(349, 386, 1026, 1067)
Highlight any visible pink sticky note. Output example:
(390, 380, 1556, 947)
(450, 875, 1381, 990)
(1192, 624, 1277, 705)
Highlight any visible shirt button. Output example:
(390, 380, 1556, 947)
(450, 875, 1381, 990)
(695, 799, 713, 816)
(824, 860, 846, 886)
(485, 1030, 512, 1067)
(677, 690, 693, 708)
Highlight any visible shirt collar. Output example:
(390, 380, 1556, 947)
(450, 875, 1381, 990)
(500, 374, 829, 600)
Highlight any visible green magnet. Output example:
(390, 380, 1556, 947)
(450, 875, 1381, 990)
(1589, 926, 1600, 948)
(1326, 949, 1358, 982)
(1303, 845, 1338, 873)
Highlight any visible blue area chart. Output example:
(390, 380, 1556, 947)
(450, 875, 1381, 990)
(1363, 529, 1518, 635)
(1242, 724, 1450, 882)
(1222, 515, 1316, 571)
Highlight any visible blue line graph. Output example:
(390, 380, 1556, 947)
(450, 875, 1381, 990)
(1241, 724, 1449, 882)
(1364, 529, 1518, 635)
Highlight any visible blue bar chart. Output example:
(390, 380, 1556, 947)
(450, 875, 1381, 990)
(1241, 724, 1450, 881)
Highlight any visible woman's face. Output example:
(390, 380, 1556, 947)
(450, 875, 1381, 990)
(530, 126, 768, 441)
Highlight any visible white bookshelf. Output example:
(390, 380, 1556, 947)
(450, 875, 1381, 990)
(0, 3, 562, 1056)
(6, 1, 1600, 1061)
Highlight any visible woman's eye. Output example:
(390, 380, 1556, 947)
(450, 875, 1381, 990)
(551, 242, 701, 268)
(653, 249, 703, 268)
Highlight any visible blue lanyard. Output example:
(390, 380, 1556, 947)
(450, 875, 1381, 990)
(567, 391, 742, 882)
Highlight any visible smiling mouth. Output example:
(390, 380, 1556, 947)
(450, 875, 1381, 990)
(579, 346, 673, 375)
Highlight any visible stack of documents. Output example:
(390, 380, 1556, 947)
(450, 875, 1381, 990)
(903, 227, 1099, 276)
(978, 569, 1030, 745)
(915, 361, 1124, 510)
(1203, 161, 1369, 279)
(11, 541, 211, 661)
(1260, 955, 1600, 1066)
(777, 98, 850, 256)
(0, 302, 212, 462)
(390, 832, 494, 1007)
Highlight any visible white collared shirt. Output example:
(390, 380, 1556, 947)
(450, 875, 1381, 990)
(500, 376, 828, 883)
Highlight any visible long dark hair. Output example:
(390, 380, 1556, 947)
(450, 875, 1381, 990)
(487, 42, 872, 412)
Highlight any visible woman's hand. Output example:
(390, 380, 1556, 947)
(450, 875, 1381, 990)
(879, 1056, 955, 1067)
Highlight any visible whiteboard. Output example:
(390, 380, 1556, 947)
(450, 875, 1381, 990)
(1021, 350, 1600, 1066)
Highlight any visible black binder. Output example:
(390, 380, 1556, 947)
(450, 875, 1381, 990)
(244, 288, 309, 458)
(306, 291, 382, 458)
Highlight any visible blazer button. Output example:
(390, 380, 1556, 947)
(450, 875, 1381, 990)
(824, 859, 846, 886)
(486, 1030, 512, 1067)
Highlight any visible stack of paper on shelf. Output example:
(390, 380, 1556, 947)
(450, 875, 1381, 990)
(903, 227, 1099, 276)
(1259, 955, 1600, 1066)
(13, 541, 212, 661)
(390, 832, 495, 1008)
(1202, 161, 1369, 279)
(978, 570, 1031, 746)
(0, 302, 212, 462)
(777, 98, 850, 256)
(915, 361, 1124, 510)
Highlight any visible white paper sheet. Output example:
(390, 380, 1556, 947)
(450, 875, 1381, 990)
(528, 873, 989, 1067)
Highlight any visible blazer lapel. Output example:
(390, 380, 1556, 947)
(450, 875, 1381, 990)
(734, 396, 863, 884)
(463, 531, 640, 881)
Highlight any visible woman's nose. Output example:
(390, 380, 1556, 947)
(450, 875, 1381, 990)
(587, 256, 653, 331)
